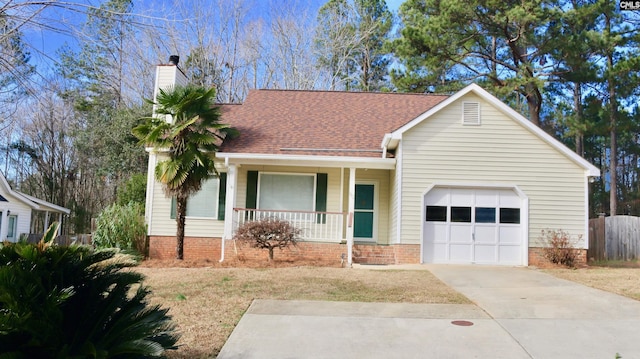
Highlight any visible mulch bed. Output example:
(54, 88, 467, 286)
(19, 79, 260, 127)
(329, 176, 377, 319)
(138, 257, 344, 268)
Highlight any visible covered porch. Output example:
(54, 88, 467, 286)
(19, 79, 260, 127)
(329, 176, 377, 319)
(218, 153, 396, 266)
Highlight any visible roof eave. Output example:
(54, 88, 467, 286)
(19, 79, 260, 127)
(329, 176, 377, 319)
(217, 152, 396, 170)
(17, 191, 71, 214)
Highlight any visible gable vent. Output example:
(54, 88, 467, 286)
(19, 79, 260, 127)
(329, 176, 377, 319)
(462, 102, 480, 125)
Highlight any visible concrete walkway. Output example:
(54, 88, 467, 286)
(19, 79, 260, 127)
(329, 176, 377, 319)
(218, 265, 640, 359)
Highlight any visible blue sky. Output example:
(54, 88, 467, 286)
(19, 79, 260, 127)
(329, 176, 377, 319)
(22, 0, 404, 73)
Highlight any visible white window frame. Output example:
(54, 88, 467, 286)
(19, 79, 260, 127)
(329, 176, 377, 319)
(185, 177, 220, 219)
(257, 172, 317, 212)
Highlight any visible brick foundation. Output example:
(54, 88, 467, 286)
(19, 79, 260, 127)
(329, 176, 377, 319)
(148, 236, 421, 265)
(150, 237, 587, 267)
(528, 247, 587, 267)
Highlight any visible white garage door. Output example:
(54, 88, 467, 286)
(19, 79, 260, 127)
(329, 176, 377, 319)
(423, 187, 523, 265)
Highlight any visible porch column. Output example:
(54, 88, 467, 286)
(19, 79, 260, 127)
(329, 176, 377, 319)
(44, 211, 50, 233)
(0, 209, 7, 241)
(221, 164, 238, 262)
(57, 213, 63, 237)
(347, 167, 356, 267)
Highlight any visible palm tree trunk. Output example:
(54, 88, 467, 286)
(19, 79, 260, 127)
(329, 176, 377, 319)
(176, 195, 188, 260)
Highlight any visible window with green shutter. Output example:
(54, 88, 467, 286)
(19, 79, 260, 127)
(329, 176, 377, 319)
(246, 172, 328, 220)
(170, 175, 224, 219)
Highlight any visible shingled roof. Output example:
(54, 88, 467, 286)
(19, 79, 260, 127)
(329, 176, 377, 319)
(218, 89, 449, 158)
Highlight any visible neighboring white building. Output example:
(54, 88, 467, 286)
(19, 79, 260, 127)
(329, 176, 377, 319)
(143, 58, 600, 266)
(0, 172, 70, 242)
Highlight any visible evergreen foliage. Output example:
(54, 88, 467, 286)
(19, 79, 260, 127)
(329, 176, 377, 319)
(116, 173, 147, 206)
(0, 223, 178, 358)
(93, 202, 147, 255)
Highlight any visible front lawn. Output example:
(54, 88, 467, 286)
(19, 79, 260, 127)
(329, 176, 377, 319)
(544, 266, 640, 302)
(135, 266, 469, 358)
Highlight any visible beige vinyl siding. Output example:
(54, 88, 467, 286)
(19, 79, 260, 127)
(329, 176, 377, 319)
(148, 156, 225, 237)
(400, 93, 587, 247)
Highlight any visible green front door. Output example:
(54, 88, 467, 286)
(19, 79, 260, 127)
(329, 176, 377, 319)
(354, 184, 374, 239)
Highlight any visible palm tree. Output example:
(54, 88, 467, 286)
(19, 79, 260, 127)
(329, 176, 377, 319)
(133, 85, 237, 260)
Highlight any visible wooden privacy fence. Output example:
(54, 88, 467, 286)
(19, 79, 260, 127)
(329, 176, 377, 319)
(25, 233, 92, 246)
(588, 215, 640, 261)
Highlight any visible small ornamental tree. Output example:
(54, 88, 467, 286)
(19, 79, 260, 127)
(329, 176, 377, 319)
(234, 218, 301, 261)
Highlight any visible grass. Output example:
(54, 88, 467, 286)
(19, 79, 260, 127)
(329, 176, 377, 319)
(135, 266, 468, 358)
(544, 261, 640, 302)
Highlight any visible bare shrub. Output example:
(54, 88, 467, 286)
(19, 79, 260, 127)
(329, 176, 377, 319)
(234, 218, 301, 261)
(541, 229, 581, 267)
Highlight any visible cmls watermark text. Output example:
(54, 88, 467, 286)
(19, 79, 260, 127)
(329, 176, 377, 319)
(620, 0, 640, 10)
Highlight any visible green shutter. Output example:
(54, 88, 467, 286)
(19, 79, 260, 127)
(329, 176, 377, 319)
(170, 197, 176, 219)
(316, 173, 328, 224)
(217, 173, 227, 220)
(246, 171, 258, 209)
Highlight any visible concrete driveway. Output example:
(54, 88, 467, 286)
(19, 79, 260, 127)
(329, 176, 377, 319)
(218, 265, 640, 359)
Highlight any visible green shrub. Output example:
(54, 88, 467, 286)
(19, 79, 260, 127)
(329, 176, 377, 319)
(234, 218, 301, 260)
(0, 223, 178, 358)
(93, 202, 147, 255)
(117, 173, 147, 206)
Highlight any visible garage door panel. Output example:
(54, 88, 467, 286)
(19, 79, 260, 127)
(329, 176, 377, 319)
(424, 223, 448, 243)
(450, 189, 475, 206)
(431, 244, 448, 263)
(498, 246, 521, 265)
(474, 245, 497, 263)
(499, 226, 520, 244)
(450, 244, 472, 262)
(475, 190, 499, 207)
(475, 226, 497, 244)
(423, 187, 524, 266)
(425, 189, 448, 206)
(450, 225, 472, 243)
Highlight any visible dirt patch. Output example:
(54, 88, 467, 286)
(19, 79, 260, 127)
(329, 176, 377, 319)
(135, 263, 468, 358)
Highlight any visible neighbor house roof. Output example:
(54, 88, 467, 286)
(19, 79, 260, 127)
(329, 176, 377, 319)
(218, 89, 448, 158)
(0, 172, 71, 214)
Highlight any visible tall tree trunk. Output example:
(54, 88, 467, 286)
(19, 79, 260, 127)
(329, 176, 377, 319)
(524, 83, 542, 126)
(606, 14, 618, 216)
(574, 83, 584, 157)
(176, 195, 187, 260)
